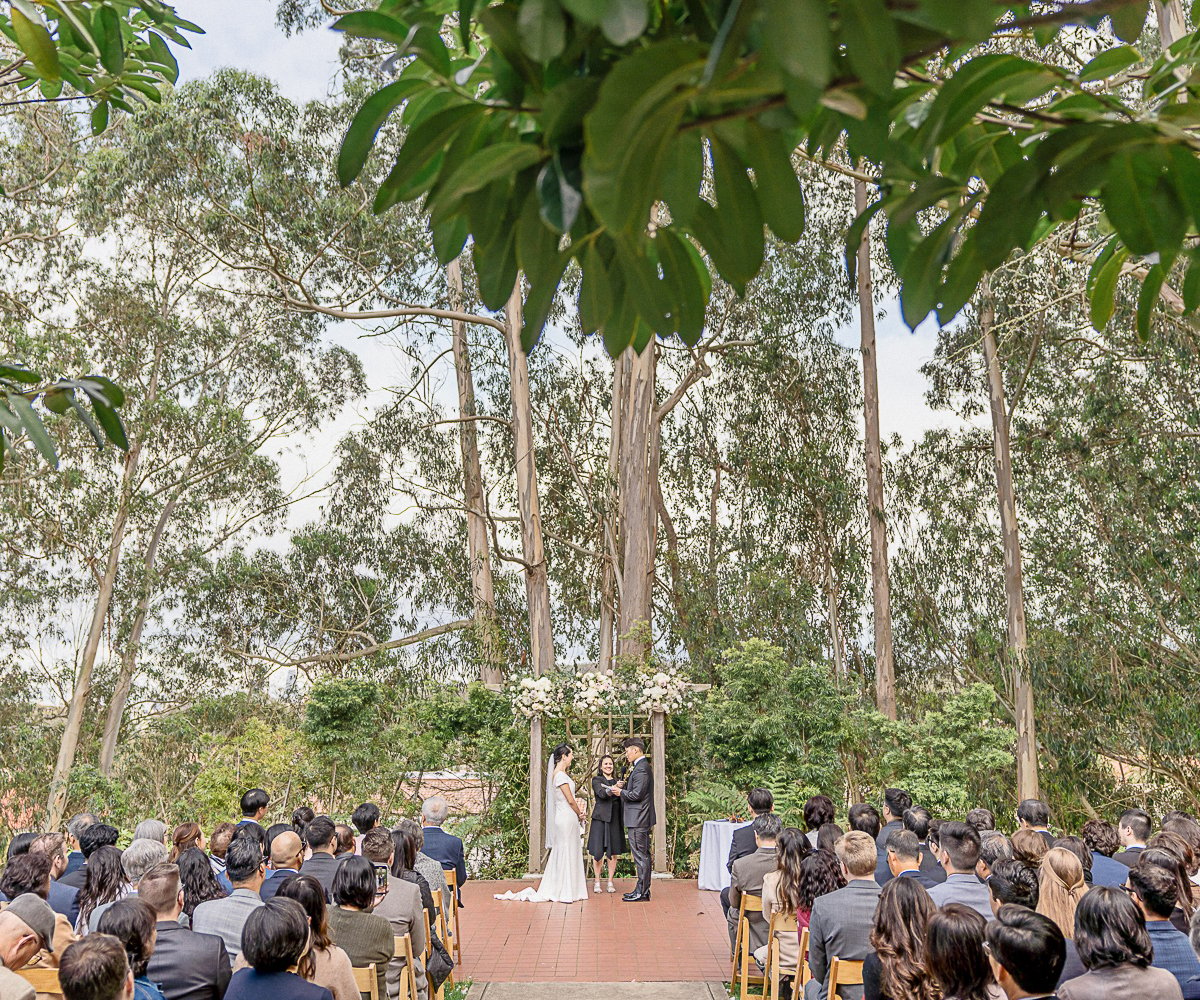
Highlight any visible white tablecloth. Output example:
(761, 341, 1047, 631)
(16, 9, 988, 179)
(698, 819, 751, 891)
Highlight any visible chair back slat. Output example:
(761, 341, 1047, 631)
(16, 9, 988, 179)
(828, 955, 865, 993)
(392, 934, 418, 1000)
(351, 963, 379, 1000)
(18, 968, 63, 995)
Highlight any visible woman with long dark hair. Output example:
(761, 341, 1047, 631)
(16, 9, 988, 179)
(97, 898, 164, 1000)
(169, 823, 204, 862)
(864, 877, 938, 1000)
(326, 858, 393, 1000)
(292, 807, 316, 843)
(390, 828, 436, 921)
(586, 754, 626, 894)
(798, 849, 845, 922)
(75, 845, 127, 935)
(275, 875, 359, 1000)
(1141, 840, 1197, 932)
(177, 846, 227, 921)
(753, 827, 809, 999)
(925, 903, 995, 1000)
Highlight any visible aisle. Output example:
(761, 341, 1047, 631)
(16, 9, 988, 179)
(456, 879, 730, 983)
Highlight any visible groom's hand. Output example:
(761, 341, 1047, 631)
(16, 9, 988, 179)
(611, 787, 622, 796)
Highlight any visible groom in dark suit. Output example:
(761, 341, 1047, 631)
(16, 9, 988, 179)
(613, 736, 655, 902)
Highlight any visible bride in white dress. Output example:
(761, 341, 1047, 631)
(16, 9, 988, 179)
(494, 743, 589, 903)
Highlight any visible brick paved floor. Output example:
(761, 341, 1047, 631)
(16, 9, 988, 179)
(456, 879, 731, 983)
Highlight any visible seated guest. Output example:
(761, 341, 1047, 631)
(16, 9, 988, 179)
(394, 821, 449, 920)
(96, 899, 164, 1000)
(30, 833, 81, 927)
(192, 837, 266, 957)
(1163, 816, 1200, 886)
(1126, 861, 1200, 989)
(0, 893, 58, 993)
(1114, 808, 1152, 867)
(1059, 885, 1183, 999)
(0, 852, 76, 957)
(1186, 910, 1200, 1000)
(133, 824, 166, 848)
(985, 904, 1065, 1000)
(902, 808, 945, 885)
(207, 827, 236, 893)
(1037, 847, 1089, 940)
(77, 848, 129, 936)
(275, 875, 359, 1000)
(237, 792, 270, 829)
(176, 849, 226, 923)
(882, 830, 938, 890)
(264, 827, 290, 859)
(325, 859, 393, 1000)
(863, 876, 937, 1000)
(291, 811, 315, 843)
(798, 849, 846, 930)
(224, 898, 332, 1000)
(1081, 819, 1128, 888)
(359, 831, 427, 1000)
(877, 789, 912, 849)
(261, 835, 305, 902)
(331, 828, 355, 863)
(803, 797, 835, 850)
(387, 831, 436, 923)
(966, 809, 996, 833)
(849, 804, 882, 841)
(752, 827, 808, 1000)
(1016, 799, 1055, 848)
(419, 798, 466, 908)
(59, 933, 134, 1000)
(929, 822, 992, 920)
(723, 789, 775, 916)
(89, 841, 170, 932)
(349, 806, 380, 855)
(925, 903, 995, 1000)
(1011, 829, 1049, 868)
(64, 816, 99, 881)
(816, 824, 844, 853)
(975, 832, 1013, 884)
(1055, 836, 1095, 887)
(987, 860, 1039, 912)
(138, 864, 231, 1000)
(168, 826, 204, 864)
(803, 831, 881, 1000)
(1145, 838, 1199, 929)
(62, 826, 120, 891)
(298, 819, 340, 896)
(727, 813, 782, 954)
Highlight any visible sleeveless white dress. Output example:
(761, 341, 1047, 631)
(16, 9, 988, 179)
(495, 771, 588, 903)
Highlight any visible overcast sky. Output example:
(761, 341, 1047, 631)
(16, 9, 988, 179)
(171, 0, 959, 463)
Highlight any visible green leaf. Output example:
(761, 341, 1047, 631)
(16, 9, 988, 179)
(537, 152, 583, 233)
(333, 10, 413, 46)
(898, 210, 961, 329)
(426, 142, 545, 218)
(79, 375, 126, 409)
(459, 0, 478, 46)
(431, 212, 470, 266)
(702, 137, 765, 293)
(474, 232, 519, 311)
(0, 364, 41, 385)
(656, 228, 710, 345)
(338, 79, 425, 187)
(1135, 263, 1163, 341)
(372, 103, 482, 212)
(1167, 146, 1200, 231)
(96, 5, 126, 76)
(744, 123, 805, 243)
(146, 32, 180, 83)
(518, 0, 566, 60)
(41, 386, 73, 415)
(579, 243, 613, 335)
(1104, 149, 1183, 256)
(840, 0, 900, 95)
(87, 397, 129, 451)
(10, 6, 60, 81)
(598, 0, 650, 45)
(1088, 244, 1128, 330)
(1110, 2, 1148, 42)
(1183, 253, 1200, 314)
(659, 130, 704, 226)
(90, 99, 110, 135)
(763, 0, 830, 87)
(6, 394, 57, 464)
(1078, 44, 1141, 82)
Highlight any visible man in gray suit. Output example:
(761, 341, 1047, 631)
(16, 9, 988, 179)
(928, 821, 993, 920)
(727, 813, 782, 953)
(140, 864, 231, 1000)
(612, 737, 655, 901)
(804, 830, 881, 1000)
(192, 837, 266, 956)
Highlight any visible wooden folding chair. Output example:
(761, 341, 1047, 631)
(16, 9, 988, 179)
(421, 906, 444, 1000)
(731, 893, 767, 1000)
(443, 867, 462, 963)
(828, 956, 865, 998)
(429, 889, 455, 990)
(765, 911, 800, 1000)
(18, 968, 63, 995)
(351, 964, 379, 1000)
(392, 934, 419, 1000)
(799, 926, 811, 986)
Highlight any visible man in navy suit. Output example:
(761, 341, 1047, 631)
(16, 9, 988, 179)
(883, 830, 939, 889)
(260, 833, 304, 901)
(1114, 807, 1152, 867)
(720, 788, 773, 916)
(421, 796, 467, 908)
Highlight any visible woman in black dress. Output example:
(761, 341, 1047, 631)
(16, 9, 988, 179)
(587, 754, 627, 894)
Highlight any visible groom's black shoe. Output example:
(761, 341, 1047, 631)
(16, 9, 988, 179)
(623, 892, 651, 902)
(622, 891, 639, 900)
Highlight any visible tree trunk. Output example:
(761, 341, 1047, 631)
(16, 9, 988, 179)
(1155, 0, 1186, 44)
(447, 257, 502, 686)
(616, 344, 657, 663)
(980, 278, 1039, 800)
(854, 177, 897, 720)
(598, 352, 627, 673)
(504, 279, 555, 873)
(825, 556, 845, 679)
(97, 496, 176, 776)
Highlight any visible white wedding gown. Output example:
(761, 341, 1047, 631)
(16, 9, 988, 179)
(495, 771, 588, 903)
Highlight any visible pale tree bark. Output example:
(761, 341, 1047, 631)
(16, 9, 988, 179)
(825, 557, 845, 679)
(616, 344, 657, 663)
(504, 280, 555, 872)
(854, 177, 897, 719)
(980, 278, 1039, 800)
(1155, 0, 1187, 44)
(598, 352, 627, 673)
(447, 257, 502, 686)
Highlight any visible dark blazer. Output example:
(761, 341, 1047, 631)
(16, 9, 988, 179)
(224, 970, 330, 1000)
(147, 920, 232, 1000)
(59, 863, 88, 890)
(591, 776, 621, 824)
(298, 852, 340, 895)
(875, 819, 902, 850)
(1113, 845, 1146, 867)
(48, 880, 80, 927)
(258, 869, 298, 901)
(726, 823, 757, 874)
(918, 844, 947, 883)
(63, 851, 85, 879)
(621, 757, 655, 830)
(896, 867, 939, 890)
(1091, 852, 1131, 887)
(422, 826, 467, 906)
(1147, 921, 1200, 988)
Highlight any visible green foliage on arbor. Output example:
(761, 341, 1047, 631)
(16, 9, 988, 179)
(334, 0, 1200, 354)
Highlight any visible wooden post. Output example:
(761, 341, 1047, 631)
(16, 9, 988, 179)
(651, 711, 667, 873)
(528, 714, 543, 874)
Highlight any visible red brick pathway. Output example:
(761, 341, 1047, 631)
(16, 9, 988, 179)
(456, 879, 730, 983)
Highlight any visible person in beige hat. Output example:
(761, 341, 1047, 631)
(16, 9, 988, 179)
(0, 893, 57, 1000)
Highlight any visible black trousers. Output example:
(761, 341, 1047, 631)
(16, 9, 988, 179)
(627, 826, 652, 895)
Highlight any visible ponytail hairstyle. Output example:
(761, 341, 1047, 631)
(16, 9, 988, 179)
(552, 744, 573, 766)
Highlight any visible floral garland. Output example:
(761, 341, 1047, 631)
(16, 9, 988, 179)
(509, 666, 694, 718)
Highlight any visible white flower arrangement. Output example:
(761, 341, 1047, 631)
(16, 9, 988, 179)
(509, 664, 695, 717)
(636, 666, 693, 714)
(512, 675, 558, 718)
(571, 670, 617, 714)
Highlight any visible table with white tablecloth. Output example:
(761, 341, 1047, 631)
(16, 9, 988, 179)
(698, 819, 752, 891)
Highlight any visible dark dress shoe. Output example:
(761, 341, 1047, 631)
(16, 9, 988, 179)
(623, 892, 651, 902)
(622, 891, 639, 900)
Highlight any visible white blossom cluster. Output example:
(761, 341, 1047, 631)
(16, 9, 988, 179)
(571, 670, 617, 713)
(637, 666, 693, 714)
(512, 675, 557, 718)
(509, 666, 694, 718)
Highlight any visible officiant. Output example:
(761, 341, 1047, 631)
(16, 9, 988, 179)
(587, 753, 627, 894)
